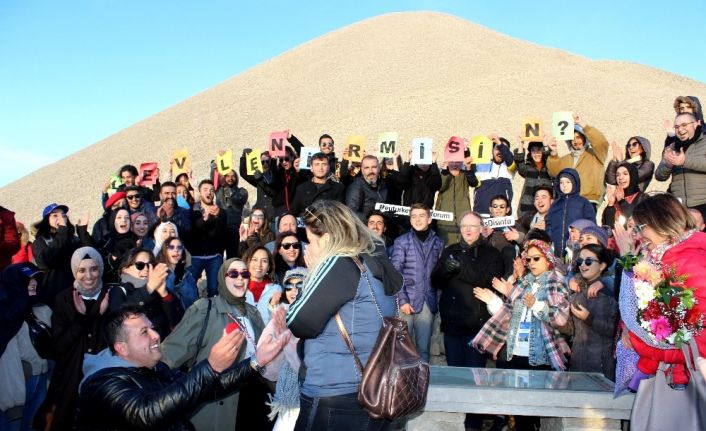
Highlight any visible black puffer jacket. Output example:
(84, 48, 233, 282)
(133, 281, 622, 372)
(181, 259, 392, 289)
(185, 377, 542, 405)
(75, 356, 255, 431)
(345, 177, 388, 221)
(432, 239, 503, 336)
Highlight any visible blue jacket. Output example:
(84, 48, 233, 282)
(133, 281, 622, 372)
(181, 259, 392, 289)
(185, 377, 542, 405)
(391, 230, 444, 313)
(546, 168, 596, 256)
(287, 255, 400, 398)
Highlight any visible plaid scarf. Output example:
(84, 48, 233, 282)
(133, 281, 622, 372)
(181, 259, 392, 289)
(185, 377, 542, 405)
(472, 269, 571, 370)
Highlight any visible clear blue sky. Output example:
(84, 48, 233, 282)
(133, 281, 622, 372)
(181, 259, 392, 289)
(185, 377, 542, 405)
(1, 0, 703, 187)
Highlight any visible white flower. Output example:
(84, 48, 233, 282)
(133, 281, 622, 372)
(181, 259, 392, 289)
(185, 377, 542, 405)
(634, 280, 656, 307)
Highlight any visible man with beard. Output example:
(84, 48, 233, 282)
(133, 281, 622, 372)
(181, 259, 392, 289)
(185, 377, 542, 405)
(656, 112, 706, 220)
(432, 211, 503, 431)
(124, 185, 157, 227)
(473, 136, 515, 217)
(215, 170, 248, 259)
(346, 155, 389, 222)
(547, 113, 609, 209)
(190, 180, 227, 297)
(156, 182, 192, 244)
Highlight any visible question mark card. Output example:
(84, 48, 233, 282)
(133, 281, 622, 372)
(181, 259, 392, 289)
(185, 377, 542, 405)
(411, 137, 433, 165)
(521, 118, 544, 142)
(552, 112, 574, 141)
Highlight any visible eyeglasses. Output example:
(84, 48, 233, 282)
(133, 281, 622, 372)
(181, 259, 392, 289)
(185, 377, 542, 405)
(133, 261, 151, 271)
(576, 257, 597, 266)
(674, 122, 695, 131)
(226, 270, 250, 279)
(319, 142, 334, 148)
(525, 256, 543, 263)
(284, 281, 304, 290)
(126, 194, 141, 200)
(459, 224, 481, 230)
(281, 242, 301, 250)
(491, 204, 507, 209)
(251, 213, 265, 219)
(167, 244, 184, 251)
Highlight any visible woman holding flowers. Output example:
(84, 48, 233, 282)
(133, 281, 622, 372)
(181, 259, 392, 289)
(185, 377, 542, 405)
(615, 193, 706, 392)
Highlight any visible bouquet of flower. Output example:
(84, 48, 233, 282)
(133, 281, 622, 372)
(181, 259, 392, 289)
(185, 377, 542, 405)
(631, 260, 705, 347)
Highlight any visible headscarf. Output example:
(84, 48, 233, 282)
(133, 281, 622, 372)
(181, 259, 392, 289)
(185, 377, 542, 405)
(217, 257, 247, 314)
(71, 246, 104, 297)
(152, 221, 178, 256)
(522, 239, 560, 271)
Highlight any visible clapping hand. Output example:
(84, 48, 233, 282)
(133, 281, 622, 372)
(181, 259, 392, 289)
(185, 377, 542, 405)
(491, 277, 512, 297)
(473, 287, 497, 305)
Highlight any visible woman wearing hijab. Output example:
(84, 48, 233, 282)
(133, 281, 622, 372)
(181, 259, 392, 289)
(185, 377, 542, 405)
(602, 162, 644, 228)
(161, 257, 265, 431)
(42, 247, 110, 431)
(151, 221, 178, 257)
(605, 136, 655, 192)
(96, 208, 137, 283)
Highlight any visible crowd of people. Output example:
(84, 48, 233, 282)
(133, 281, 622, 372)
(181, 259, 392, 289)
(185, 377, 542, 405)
(1, 96, 706, 431)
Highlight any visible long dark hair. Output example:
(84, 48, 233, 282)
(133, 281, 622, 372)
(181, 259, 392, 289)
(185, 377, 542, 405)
(242, 244, 275, 281)
(157, 237, 186, 282)
(273, 231, 305, 270)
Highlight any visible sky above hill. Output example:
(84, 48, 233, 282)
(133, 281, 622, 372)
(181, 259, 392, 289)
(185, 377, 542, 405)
(1, 0, 703, 187)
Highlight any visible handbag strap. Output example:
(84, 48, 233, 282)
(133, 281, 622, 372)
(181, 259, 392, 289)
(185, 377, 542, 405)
(680, 338, 701, 371)
(335, 312, 364, 376)
(351, 256, 399, 319)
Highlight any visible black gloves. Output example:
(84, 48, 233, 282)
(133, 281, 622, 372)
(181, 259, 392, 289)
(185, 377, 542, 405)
(444, 254, 461, 274)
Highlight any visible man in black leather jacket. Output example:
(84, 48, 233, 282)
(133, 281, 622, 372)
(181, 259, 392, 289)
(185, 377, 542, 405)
(74, 305, 289, 430)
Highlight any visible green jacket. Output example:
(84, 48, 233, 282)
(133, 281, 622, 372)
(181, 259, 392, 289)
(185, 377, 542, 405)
(161, 296, 264, 431)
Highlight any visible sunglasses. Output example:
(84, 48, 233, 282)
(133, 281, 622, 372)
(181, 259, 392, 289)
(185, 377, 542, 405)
(633, 224, 647, 235)
(167, 244, 184, 251)
(284, 281, 304, 290)
(627, 141, 641, 148)
(283, 157, 291, 162)
(576, 257, 597, 266)
(319, 142, 334, 148)
(281, 242, 301, 250)
(126, 194, 141, 200)
(525, 256, 543, 263)
(133, 261, 152, 271)
(226, 270, 250, 279)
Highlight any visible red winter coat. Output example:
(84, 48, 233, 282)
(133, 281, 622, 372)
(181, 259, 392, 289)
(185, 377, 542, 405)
(630, 232, 706, 383)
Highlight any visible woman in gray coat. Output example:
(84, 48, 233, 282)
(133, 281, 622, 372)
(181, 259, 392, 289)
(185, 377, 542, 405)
(161, 257, 265, 431)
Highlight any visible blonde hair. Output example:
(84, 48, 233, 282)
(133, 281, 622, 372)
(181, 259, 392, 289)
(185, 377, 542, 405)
(302, 200, 380, 285)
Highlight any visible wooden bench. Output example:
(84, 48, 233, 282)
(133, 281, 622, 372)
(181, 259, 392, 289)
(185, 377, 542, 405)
(407, 366, 634, 431)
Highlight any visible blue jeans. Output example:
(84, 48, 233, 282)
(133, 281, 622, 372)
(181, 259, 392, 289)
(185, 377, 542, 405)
(444, 333, 487, 429)
(400, 302, 434, 363)
(189, 254, 223, 297)
(294, 393, 390, 431)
